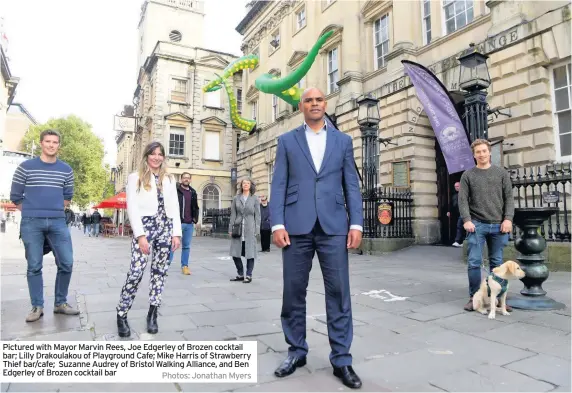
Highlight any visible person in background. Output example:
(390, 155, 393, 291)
(65, 207, 75, 228)
(91, 208, 102, 237)
(259, 195, 271, 252)
(0, 208, 6, 233)
(169, 172, 199, 275)
(82, 212, 91, 236)
(448, 182, 465, 247)
(228, 178, 261, 284)
(459, 138, 514, 312)
(10, 129, 79, 322)
(116, 142, 181, 337)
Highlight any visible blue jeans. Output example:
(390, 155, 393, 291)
(92, 223, 100, 237)
(84, 224, 91, 235)
(20, 217, 74, 308)
(169, 223, 194, 267)
(466, 221, 509, 297)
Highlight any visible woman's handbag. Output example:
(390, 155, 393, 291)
(231, 223, 242, 238)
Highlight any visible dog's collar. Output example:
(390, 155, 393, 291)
(487, 272, 509, 297)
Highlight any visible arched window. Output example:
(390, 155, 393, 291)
(202, 184, 220, 216)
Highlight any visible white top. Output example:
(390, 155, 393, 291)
(126, 172, 182, 239)
(271, 121, 363, 233)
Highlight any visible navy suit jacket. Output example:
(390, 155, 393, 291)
(269, 122, 363, 236)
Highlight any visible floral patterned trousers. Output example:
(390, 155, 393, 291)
(116, 214, 173, 317)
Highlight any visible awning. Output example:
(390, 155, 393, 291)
(1, 202, 17, 211)
(94, 192, 126, 209)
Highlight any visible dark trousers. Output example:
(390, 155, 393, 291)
(454, 216, 465, 243)
(233, 241, 254, 277)
(260, 229, 271, 251)
(281, 220, 352, 367)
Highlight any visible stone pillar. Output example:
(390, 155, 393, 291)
(385, 1, 417, 75)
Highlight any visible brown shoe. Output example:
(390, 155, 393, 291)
(496, 299, 513, 312)
(182, 266, 191, 275)
(25, 307, 44, 322)
(54, 303, 80, 315)
(464, 298, 474, 311)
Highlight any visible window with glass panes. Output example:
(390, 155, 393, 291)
(552, 63, 571, 159)
(422, 0, 431, 44)
(327, 47, 339, 94)
(169, 127, 185, 156)
(296, 8, 306, 30)
(444, 0, 474, 35)
(374, 15, 389, 69)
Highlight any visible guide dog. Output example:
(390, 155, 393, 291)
(472, 260, 525, 319)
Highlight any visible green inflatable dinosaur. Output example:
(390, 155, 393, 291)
(203, 30, 333, 134)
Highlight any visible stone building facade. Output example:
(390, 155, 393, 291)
(124, 0, 244, 219)
(235, 0, 571, 244)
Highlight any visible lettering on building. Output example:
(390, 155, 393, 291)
(374, 27, 520, 100)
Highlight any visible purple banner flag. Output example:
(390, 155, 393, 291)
(402, 60, 475, 174)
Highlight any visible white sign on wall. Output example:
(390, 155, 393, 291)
(113, 116, 135, 132)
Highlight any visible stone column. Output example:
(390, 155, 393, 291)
(486, 0, 527, 36)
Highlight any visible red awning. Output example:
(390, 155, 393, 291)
(1, 202, 17, 211)
(94, 192, 126, 209)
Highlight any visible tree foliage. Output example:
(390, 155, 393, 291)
(20, 115, 112, 209)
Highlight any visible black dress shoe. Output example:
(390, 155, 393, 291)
(333, 366, 362, 389)
(274, 355, 306, 377)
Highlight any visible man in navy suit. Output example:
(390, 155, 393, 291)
(270, 87, 364, 389)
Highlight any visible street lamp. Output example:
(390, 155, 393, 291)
(357, 94, 381, 195)
(458, 43, 491, 142)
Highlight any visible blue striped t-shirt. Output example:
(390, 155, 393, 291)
(10, 157, 74, 218)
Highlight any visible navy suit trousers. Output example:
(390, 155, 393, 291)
(280, 219, 353, 367)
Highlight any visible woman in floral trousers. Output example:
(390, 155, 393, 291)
(116, 142, 181, 337)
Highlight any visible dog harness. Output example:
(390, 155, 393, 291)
(486, 273, 508, 297)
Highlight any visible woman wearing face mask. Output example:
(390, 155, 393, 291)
(228, 178, 261, 283)
(116, 142, 181, 337)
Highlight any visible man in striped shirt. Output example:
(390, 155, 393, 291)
(10, 129, 80, 322)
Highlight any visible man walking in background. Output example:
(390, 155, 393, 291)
(259, 195, 271, 252)
(91, 208, 102, 237)
(448, 182, 465, 247)
(82, 212, 91, 236)
(170, 172, 199, 275)
(459, 139, 514, 312)
(270, 87, 363, 389)
(10, 129, 80, 322)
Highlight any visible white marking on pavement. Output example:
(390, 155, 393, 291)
(428, 349, 454, 355)
(361, 289, 409, 302)
(217, 256, 232, 260)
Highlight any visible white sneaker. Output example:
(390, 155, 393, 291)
(452, 242, 462, 247)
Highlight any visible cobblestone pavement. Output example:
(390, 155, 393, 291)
(1, 222, 570, 392)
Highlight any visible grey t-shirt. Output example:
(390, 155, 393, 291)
(458, 165, 514, 224)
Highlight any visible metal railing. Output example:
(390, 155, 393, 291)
(510, 163, 571, 242)
(362, 187, 414, 239)
(205, 208, 231, 234)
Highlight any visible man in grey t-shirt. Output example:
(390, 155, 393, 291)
(458, 139, 514, 311)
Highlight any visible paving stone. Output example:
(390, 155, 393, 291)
(182, 326, 236, 341)
(476, 322, 571, 360)
(25, 329, 93, 341)
(203, 300, 262, 311)
(188, 308, 274, 327)
(517, 312, 572, 333)
(429, 363, 555, 391)
(409, 329, 534, 366)
(225, 321, 282, 337)
(431, 311, 515, 334)
(353, 348, 479, 387)
(158, 303, 210, 316)
(505, 354, 572, 387)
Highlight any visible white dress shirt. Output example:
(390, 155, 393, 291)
(272, 120, 363, 233)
